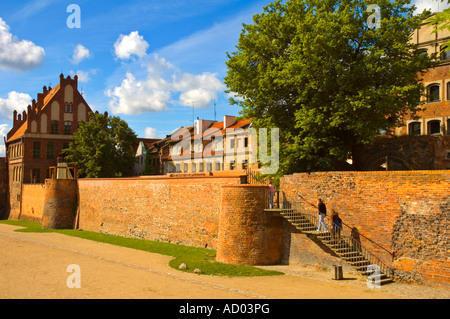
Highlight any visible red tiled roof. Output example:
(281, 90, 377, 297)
(7, 121, 27, 143)
(41, 85, 60, 111)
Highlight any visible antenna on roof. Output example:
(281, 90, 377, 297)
(187, 101, 199, 124)
(213, 99, 217, 122)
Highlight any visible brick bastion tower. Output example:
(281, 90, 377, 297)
(217, 184, 283, 265)
(41, 178, 78, 229)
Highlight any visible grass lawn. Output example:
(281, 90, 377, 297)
(0, 220, 284, 277)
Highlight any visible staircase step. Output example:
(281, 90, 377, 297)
(280, 207, 394, 285)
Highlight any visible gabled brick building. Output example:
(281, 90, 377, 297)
(5, 74, 92, 185)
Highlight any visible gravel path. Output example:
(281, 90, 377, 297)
(0, 224, 448, 300)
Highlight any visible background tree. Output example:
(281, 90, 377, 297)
(225, 0, 437, 174)
(64, 112, 138, 178)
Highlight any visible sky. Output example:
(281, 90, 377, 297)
(0, 0, 449, 156)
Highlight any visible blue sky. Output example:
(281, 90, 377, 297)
(0, 0, 448, 156)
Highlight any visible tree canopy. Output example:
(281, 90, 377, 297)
(225, 0, 437, 174)
(64, 112, 138, 178)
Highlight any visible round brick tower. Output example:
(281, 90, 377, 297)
(41, 179, 78, 229)
(217, 184, 283, 265)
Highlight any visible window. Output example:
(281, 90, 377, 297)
(64, 121, 72, 135)
(199, 162, 204, 172)
(230, 138, 235, 149)
(441, 45, 450, 60)
(447, 82, 450, 101)
(65, 102, 73, 113)
(51, 121, 59, 134)
(428, 84, 440, 102)
(408, 122, 421, 136)
(428, 120, 441, 135)
(47, 142, 54, 159)
(244, 137, 249, 148)
(32, 169, 40, 184)
(230, 161, 235, 170)
(447, 119, 450, 136)
(242, 160, 248, 169)
(61, 142, 70, 157)
(184, 163, 188, 173)
(192, 163, 196, 173)
(207, 162, 212, 172)
(33, 142, 41, 158)
(215, 161, 221, 171)
(417, 49, 428, 56)
(212, 136, 223, 151)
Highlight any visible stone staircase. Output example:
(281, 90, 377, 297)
(274, 203, 394, 286)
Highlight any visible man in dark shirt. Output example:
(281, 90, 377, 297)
(316, 198, 329, 232)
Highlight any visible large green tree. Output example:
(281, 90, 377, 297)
(225, 0, 437, 174)
(64, 112, 138, 178)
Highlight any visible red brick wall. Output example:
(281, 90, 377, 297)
(281, 170, 450, 287)
(20, 184, 46, 222)
(217, 185, 283, 265)
(77, 175, 243, 249)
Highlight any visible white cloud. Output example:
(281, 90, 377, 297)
(0, 91, 32, 121)
(175, 73, 224, 108)
(69, 69, 97, 83)
(145, 127, 160, 139)
(72, 44, 92, 64)
(0, 17, 45, 71)
(106, 71, 171, 114)
(0, 124, 10, 157)
(411, 0, 450, 14)
(114, 31, 149, 60)
(106, 54, 225, 115)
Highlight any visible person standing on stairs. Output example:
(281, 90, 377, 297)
(316, 198, 329, 232)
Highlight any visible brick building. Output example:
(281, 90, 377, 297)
(353, 15, 450, 171)
(395, 14, 450, 137)
(5, 74, 92, 185)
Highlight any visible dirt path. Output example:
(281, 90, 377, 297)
(0, 224, 448, 300)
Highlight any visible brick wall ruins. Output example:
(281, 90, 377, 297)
(281, 170, 450, 286)
(5, 169, 449, 287)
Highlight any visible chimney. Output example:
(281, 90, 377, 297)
(13, 110, 17, 126)
(223, 115, 236, 129)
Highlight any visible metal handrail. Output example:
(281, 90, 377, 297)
(265, 189, 395, 278)
(297, 193, 394, 258)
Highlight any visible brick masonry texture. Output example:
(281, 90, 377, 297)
(77, 175, 243, 249)
(217, 185, 283, 265)
(41, 179, 78, 229)
(280, 170, 450, 287)
(352, 136, 450, 171)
